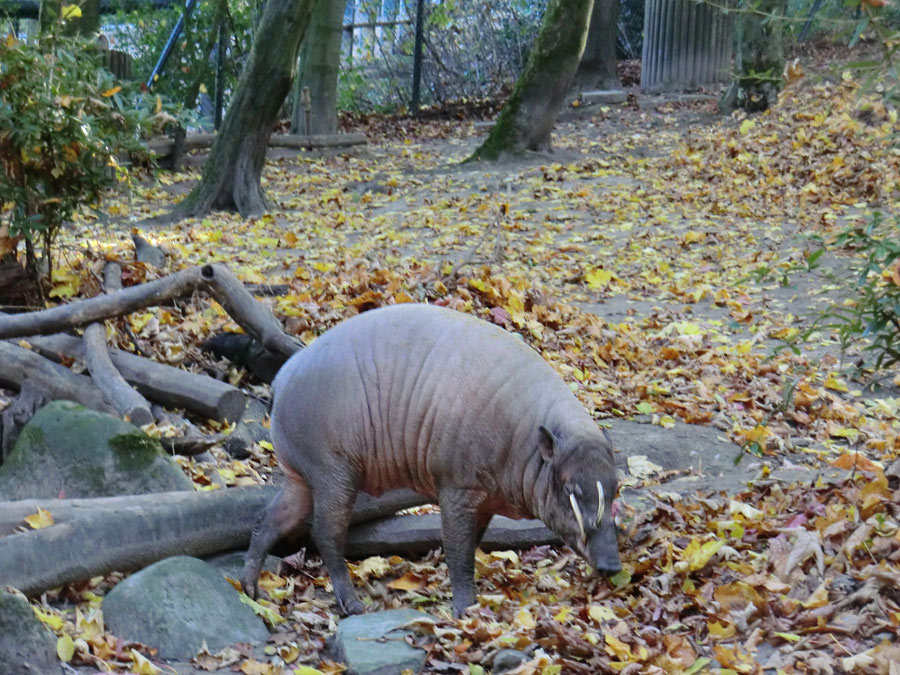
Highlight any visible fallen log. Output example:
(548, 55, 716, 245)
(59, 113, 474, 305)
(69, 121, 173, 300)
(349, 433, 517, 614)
(0, 263, 303, 359)
(0, 487, 428, 596)
(147, 132, 367, 158)
(345, 514, 558, 558)
(26, 333, 246, 423)
(0, 341, 116, 415)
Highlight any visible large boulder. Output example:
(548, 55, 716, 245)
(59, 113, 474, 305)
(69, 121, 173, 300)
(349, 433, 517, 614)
(0, 401, 192, 500)
(0, 591, 63, 675)
(103, 556, 269, 660)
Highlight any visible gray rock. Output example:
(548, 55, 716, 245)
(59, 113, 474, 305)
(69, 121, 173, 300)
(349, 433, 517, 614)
(0, 400, 192, 500)
(0, 591, 63, 675)
(492, 649, 528, 673)
(103, 556, 269, 660)
(330, 609, 434, 675)
(581, 89, 628, 105)
(204, 550, 282, 581)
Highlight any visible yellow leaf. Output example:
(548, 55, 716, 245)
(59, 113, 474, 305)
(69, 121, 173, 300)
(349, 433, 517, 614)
(130, 649, 161, 675)
(57, 635, 75, 662)
(155, 94, 162, 114)
(740, 119, 755, 135)
(61, 4, 82, 19)
(198, 83, 208, 94)
(707, 621, 735, 640)
(386, 572, 425, 591)
(239, 594, 285, 625)
(681, 538, 724, 571)
(604, 634, 631, 660)
(683, 230, 706, 245)
(312, 261, 335, 273)
(101, 86, 121, 98)
(588, 605, 616, 623)
(585, 268, 613, 289)
(824, 375, 849, 392)
(293, 667, 325, 675)
(553, 606, 571, 623)
(24, 507, 54, 529)
(775, 632, 802, 642)
(515, 607, 535, 629)
(728, 500, 763, 520)
(33, 607, 64, 631)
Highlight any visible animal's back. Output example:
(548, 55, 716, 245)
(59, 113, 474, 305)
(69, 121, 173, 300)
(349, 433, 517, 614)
(271, 304, 581, 497)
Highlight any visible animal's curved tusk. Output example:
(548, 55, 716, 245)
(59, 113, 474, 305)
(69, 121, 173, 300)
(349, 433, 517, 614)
(596, 481, 605, 525)
(569, 492, 586, 542)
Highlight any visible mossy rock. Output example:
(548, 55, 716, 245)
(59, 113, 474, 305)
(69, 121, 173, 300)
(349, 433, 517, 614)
(0, 400, 192, 500)
(0, 591, 63, 675)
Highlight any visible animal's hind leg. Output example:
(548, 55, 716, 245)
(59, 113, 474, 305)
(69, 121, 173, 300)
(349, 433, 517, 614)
(310, 476, 363, 615)
(242, 472, 312, 598)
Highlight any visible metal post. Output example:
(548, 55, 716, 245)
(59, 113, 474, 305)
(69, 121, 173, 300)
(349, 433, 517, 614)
(410, 0, 425, 113)
(214, 22, 225, 129)
(146, 0, 198, 90)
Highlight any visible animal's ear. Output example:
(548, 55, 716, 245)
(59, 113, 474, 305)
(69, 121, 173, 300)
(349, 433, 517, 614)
(538, 425, 559, 462)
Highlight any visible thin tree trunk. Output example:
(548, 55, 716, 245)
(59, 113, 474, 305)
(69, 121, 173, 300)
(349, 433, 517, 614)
(293, 0, 347, 135)
(574, 0, 620, 91)
(172, 0, 317, 218)
(470, 0, 594, 160)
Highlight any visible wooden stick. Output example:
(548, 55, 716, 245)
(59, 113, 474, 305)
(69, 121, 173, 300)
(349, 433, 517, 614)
(146, 132, 367, 157)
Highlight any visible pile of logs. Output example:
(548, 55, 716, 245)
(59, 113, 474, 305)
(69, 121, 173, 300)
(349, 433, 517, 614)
(0, 262, 299, 457)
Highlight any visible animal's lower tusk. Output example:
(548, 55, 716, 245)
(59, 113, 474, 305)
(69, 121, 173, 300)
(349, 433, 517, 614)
(569, 492, 586, 542)
(596, 481, 605, 525)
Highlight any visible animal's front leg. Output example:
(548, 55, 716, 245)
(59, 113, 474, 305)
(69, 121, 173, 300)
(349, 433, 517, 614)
(438, 487, 489, 618)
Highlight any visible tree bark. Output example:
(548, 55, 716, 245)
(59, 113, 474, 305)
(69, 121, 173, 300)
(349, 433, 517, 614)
(172, 0, 317, 218)
(470, 0, 594, 160)
(574, 0, 620, 91)
(82, 323, 154, 426)
(293, 0, 347, 136)
(719, 0, 786, 113)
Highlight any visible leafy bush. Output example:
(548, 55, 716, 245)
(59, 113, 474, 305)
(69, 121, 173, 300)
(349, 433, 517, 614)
(0, 25, 168, 284)
(824, 213, 900, 373)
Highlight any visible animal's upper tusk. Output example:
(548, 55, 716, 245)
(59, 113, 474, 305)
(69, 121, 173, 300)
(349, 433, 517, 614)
(596, 481, 605, 525)
(569, 492, 586, 542)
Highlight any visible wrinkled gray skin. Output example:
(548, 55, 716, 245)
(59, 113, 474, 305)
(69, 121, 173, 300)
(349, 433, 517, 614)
(242, 304, 621, 617)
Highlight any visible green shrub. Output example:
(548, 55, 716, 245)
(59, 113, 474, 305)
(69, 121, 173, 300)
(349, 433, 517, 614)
(825, 213, 900, 373)
(0, 24, 168, 284)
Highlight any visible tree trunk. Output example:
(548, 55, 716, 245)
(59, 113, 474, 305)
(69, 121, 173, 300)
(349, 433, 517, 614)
(719, 0, 786, 113)
(575, 0, 620, 91)
(470, 0, 594, 160)
(292, 0, 347, 135)
(640, 0, 733, 92)
(172, 0, 317, 218)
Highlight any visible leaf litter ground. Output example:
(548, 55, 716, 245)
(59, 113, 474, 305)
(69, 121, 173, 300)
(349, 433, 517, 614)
(16, 76, 900, 674)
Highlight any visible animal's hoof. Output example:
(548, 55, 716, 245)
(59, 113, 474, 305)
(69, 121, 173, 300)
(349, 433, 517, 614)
(343, 599, 365, 615)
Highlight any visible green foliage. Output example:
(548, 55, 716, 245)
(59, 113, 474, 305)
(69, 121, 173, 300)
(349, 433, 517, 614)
(0, 26, 170, 282)
(106, 0, 255, 117)
(824, 213, 900, 372)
